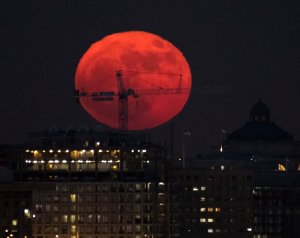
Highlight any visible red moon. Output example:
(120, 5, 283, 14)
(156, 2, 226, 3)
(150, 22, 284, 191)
(75, 31, 192, 130)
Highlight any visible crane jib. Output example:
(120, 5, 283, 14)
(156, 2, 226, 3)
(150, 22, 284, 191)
(91, 92, 115, 101)
(92, 97, 114, 101)
(92, 92, 115, 96)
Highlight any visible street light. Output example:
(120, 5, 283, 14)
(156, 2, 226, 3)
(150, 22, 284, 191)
(220, 130, 227, 153)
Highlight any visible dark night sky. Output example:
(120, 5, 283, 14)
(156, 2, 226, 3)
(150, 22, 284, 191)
(0, 0, 299, 157)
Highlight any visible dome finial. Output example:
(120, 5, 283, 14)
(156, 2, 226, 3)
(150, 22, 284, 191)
(250, 98, 270, 122)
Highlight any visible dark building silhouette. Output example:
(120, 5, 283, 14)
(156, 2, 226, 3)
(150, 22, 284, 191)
(218, 99, 300, 238)
(0, 99, 300, 238)
(228, 98, 293, 142)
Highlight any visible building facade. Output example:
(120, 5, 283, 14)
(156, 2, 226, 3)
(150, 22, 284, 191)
(0, 128, 177, 238)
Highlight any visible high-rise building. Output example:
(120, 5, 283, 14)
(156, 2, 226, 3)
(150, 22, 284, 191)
(172, 158, 253, 238)
(0, 128, 176, 238)
(211, 98, 300, 238)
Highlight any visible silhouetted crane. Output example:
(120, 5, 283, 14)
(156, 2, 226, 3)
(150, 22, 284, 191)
(75, 70, 190, 130)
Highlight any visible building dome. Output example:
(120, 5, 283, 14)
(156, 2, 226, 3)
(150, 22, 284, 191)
(227, 98, 293, 141)
(250, 98, 270, 122)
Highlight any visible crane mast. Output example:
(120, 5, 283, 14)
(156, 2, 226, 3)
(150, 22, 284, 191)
(115, 70, 129, 130)
(75, 70, 189, 131)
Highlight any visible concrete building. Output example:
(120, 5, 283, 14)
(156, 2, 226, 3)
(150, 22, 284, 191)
(172, 158, 253, 238)
(0, 128, 176, 238)
(216, 98, 300, 238)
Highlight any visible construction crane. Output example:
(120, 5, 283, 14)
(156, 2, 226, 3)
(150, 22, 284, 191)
(75, 70, 190, 130)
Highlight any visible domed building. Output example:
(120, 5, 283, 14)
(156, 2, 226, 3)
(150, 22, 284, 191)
(228, 98, 293, 142)
(224, 98, 300, 172)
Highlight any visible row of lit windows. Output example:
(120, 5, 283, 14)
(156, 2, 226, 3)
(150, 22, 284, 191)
(184, 217, 251, 224)
(183, 207, 251, 214)
(32, 235, 160, 238)
(54, 184, 154, 193)
(182, 196, 252, 202)
(33, 224, 155, 234)
(33, 236, 157, 238)
(34, 195, 155, 204)
(33, 214, 155, 224)
(25, 159, 122, 164)
(26, 149, 147, 159)
(184, 186, 252, 192)
(200, 218, 214, 223)
(200, 207, 221, 212)
(185, 227, 252, 233)
(35, 203, 155, 214)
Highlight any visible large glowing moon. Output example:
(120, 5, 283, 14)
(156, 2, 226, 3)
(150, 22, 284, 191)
(75, 31, 192, 130)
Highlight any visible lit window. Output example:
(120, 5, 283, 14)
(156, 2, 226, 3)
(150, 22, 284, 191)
(33, 150, 41, 158)
(208, 228, 214, 233)
(200, 197, 206, 202)
(201, 186, 206, 191)
(70, 150, 79, 159)
(207, 208, 214, 212)
(215, 208, 221, 212)
(71, 225, 76, 233)
(200, 208, 206, 212)
(208, 218, 214, 223)
(135, 184, 141, 191)
(70, 215, 76, 223)
(62, 215, 68, 223)
(278, 164, 286, 171)
(200, 218, 206, 223)
(12, 219, 18, 226)
(70, 194, 76, 203)
(221, 165, 225, 170)
(193, 187, 199, 191)
(24, 209, 30, 218)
